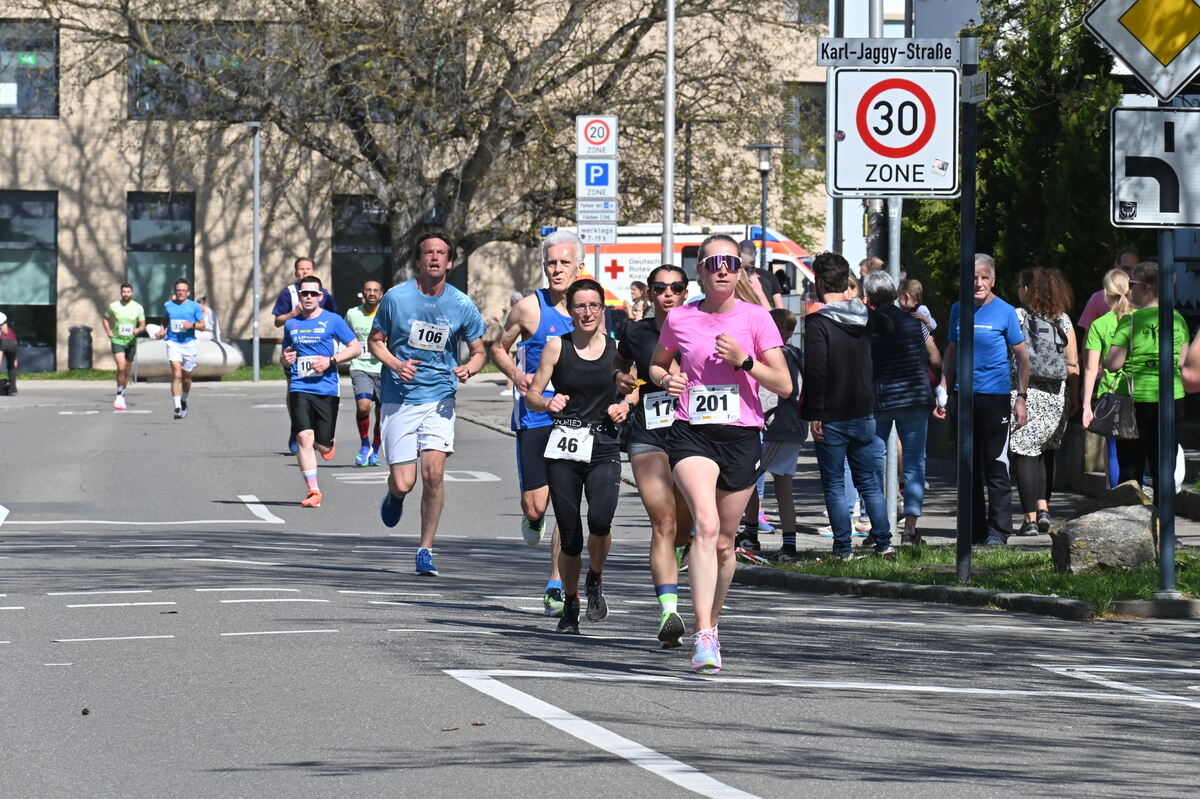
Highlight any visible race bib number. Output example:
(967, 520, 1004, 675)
(545, 424, 594, 462)
(408, 320, 450, 352)
(169, 319, 186, 334)
(690, 385, 740, 425)
(643, 390, 678, 429)
(296, 355, 318, 378)
(118, 324, 134, 337)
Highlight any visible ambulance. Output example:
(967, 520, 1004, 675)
(550, 223, 818, 310)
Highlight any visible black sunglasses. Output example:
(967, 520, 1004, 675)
(700, 254, 741, 273)
(651, 280, 688, 294)
(298, 290, 322, 298)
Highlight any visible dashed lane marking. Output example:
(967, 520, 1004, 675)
(219, 629, 339, 637)
(181, 558, 281, 566)
(48, 590, 153, 596)
(218, 598, 329, 604)
(388, 628, 499, 636)
(66, 602, 177, 608)
(194, 587, 300, 593)
(53, 635, 175, 643)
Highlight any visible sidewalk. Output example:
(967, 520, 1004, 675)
(455, 375, 1200, 552)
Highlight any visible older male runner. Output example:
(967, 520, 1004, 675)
(155, 278, 206, 419)
(490, 229, 584, 616)
(370, 230, 486, 577)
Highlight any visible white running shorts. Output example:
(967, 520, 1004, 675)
(380, 397, 457, 464)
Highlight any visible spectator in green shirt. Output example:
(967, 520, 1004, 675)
(1081, 268, 1134, 489)
(1104, 261, 1188, 494)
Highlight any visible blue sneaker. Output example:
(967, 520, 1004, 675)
(415, 547, 439, 576)
(288, 435, 298, 454)
(368, 449, 380, 467)
(355, 445, 373, 467)
(691, 627, 721, 674)
(379, 492, 405, 528)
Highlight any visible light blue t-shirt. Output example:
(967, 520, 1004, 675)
(948, 296, 1024, 394)
(163, 299, 204, 343)
(283, 310, 357, 397)
(372, 279, 486, 405)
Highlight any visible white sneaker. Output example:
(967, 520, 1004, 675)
(113, 394, 128, 410)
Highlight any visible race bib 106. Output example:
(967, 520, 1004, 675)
(689, 384, 740, 425)
(545, 424, 594, 462)
(296, 355, 318, 378)
(408, 320, 450, 352)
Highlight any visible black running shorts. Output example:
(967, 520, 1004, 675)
(667, 421, 761, 492)
(288, 391, 340, 447)
(515, 426, 552, 492)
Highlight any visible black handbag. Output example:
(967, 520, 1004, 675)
(1087, 371, 1138, 440)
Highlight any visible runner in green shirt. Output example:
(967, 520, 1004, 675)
(1104, 261, 1188, 494)
(344, 279, 385, 466)
(102, 283, 146, 410)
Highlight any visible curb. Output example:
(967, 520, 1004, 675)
(1110, 599, 1200, 619)
(733, 564, 1096, 621)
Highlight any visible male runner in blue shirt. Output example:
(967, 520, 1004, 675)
(155, 278, 206, 419)
(369, 230, 486, 576)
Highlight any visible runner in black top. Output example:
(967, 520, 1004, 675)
(615, 265, 694, 648)
(526, 279, 630, 634)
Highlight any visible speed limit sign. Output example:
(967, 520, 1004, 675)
(827, 68, 959, 198)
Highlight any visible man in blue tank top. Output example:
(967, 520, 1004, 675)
(369, 230, 487, 577)
(490, 229, 583, 617)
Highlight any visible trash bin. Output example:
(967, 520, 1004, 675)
(68, 325, 93, 370)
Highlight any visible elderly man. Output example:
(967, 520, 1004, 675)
(940, 254, 1031, 546)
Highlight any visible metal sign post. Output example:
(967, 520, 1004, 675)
(955, 35, 979, 583)
(1156, 228, 1181, 599)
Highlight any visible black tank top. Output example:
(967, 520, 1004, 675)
(550, 333, 618, 436)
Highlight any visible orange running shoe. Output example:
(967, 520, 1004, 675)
(301, 489, 322, 508)
(320, 442, 336, 461)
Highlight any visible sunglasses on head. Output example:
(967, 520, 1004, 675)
(298, 289, 322, 298)
(700, 254, 741, 273)
(651, 280, 688, 294)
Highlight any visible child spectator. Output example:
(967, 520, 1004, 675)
(899, 278, 938, 333)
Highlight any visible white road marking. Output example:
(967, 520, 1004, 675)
(231, 544, 322, 552)
(194, 587, 300, 592)
(16, 519, 277, 526)
(0, 544, 77, 548)
(1043, 665, 1200, 709)
(1, 606, 26, 611)
(252, 403, 287, 408)
(182, 557, 281, 566)
(220, 629, 339, 637)
(0, 503, 7, 527)
(808, 617, 925, 627)
(876, 647, 996, 656)
(238, 495, 286, 524)
(218, 598, 329, 604)
(338, 590, 441, 597)
(770, 606, 873, 613)
(443, 470, 501, 482)
(448, 670, 763, 799)
(110, 543, 198, 548)
(44, 663, 73, 666)
(48, 589, 153, 596)
(58, 410, 100, 415)
(54, 635, 175, 643)
(716, 615, 774, 620)
(388, 628, 499, 636)
(115, 409, 153, 414)
(66, 601, 178, 608)
(368, 600, 411, 606)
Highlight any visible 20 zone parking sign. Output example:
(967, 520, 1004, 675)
(827, 67, 960, 198)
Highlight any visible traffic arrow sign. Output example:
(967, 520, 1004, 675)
(1111, 106, 1200, 227)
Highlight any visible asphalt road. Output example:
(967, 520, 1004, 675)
(2, 380, 1199, 798)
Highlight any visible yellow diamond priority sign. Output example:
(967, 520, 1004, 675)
(1085, 0, 1200, 101)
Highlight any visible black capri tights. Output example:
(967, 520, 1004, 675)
(546, 458, 621, 557)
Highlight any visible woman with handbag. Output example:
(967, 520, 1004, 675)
(1104, 261, 1189, 494)
(1009, 268, 1079, 536)
(1081, 268, 1134, 488)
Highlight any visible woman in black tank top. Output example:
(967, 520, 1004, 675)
(526, 279, 630, 635)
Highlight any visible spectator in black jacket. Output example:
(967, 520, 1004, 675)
(863, 271, 944, 546)
(802, 252, 893, 560)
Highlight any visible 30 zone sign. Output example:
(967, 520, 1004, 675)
(827, 68, 959, 198)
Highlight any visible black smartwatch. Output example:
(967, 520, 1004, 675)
(736, 356, 754, 372)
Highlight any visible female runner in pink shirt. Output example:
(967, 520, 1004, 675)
(648, 234, 792, 673)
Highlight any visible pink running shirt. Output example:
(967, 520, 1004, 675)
(658, 299, 784, 428)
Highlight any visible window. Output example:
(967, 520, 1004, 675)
(0, 18, 57, 118)
(0, 190, 57, 363)
(332, 194, 391, 312)
(126, 192, 195, 311)
(784, 82, 825, 170)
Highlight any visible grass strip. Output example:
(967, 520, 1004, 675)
(773, 544, 1199, 615)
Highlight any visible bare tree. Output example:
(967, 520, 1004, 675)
(36, 0, 824, 275)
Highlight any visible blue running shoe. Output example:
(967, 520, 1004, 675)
(288, 435, 298, 454)
(368, 449, 380, 467)
(415, 547, 438, 576)
(355, 445, 373, 467)
(691, 627, 721, 674)
(380, 492, 405, 528)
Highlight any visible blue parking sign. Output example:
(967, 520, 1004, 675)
(576, 159, 618, 199)
(585, 162, 609, 186)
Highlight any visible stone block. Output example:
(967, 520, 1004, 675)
(1050, 504, 1156, 574)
